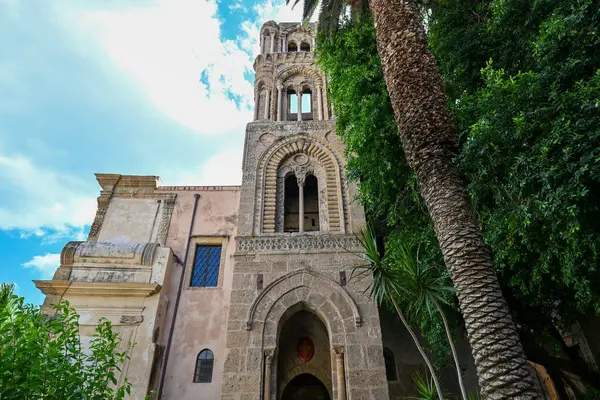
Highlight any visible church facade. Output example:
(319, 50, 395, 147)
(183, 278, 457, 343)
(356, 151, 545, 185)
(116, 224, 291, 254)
(35, 21, 478, 400)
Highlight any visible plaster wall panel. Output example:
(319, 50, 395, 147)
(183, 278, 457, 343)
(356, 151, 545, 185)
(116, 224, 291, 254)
(160, 187, 240, 400)
(98, 198, 159, 244)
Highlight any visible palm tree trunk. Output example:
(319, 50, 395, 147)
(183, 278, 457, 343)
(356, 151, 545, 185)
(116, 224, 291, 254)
(368, 0, 542, 398)
(391, 297, 444, 400)
(434, 298, 468, 400)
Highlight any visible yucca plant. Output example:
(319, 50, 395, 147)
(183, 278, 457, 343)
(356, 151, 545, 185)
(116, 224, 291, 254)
(409, 370, 439, 400)
(386, 237, 467, 400)
(351, 224, 445, 399)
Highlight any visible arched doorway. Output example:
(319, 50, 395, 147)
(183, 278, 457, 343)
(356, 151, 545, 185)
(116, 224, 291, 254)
(281, 373, 330, 400)
(277, 309, 332, 399)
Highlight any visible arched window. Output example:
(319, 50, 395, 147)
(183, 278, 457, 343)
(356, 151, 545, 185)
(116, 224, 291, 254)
(193, 349, 214, 383)
(284, 175, 300, 232)
(288, 41, 298, 52)
(383, 348, 397, 381)
(304, 174, 319, 231)
(302, 88, 312, 120)
(300, 42, 310, 52)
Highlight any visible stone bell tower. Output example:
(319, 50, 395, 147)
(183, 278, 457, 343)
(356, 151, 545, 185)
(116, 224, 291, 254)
(220, 21, 390, 400)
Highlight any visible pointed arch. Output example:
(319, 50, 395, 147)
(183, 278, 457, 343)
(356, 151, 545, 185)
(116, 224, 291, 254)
(244, 268, 362, 346)
(254, 135, 346, 234)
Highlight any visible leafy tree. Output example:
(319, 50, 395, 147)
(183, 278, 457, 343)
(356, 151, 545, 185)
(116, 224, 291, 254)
(0, 288, 132, 399)
(292, 0, 540, 394)
(317, 0, 600, 396)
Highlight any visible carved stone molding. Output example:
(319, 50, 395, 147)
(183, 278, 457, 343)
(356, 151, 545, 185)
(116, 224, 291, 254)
(120, 315, 144, 325)
(34, 280, 161, 298)
(236, 234, 360, 254)
(155, 194, 177, 246)
(244, 268, 362, 331)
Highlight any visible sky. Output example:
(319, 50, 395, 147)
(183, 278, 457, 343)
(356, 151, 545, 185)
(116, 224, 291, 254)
(0, 0, 310, 305)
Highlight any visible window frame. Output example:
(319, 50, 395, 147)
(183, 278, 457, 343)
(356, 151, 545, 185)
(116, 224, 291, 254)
(193, 349, 214, 383)
(185, 236, 228, 290)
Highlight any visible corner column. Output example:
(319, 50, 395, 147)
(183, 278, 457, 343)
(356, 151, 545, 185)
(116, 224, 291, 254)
(264, 349, 274, 400)
(264, 88, 271, 120)
(254, 90, 259, 121)
(270, 32, 275, 53)
(296, 85, 303, 121)
(316, 85, 324, 121)
(261, 35, 265, 54)
(298, 177, 305, 233)
(333, 347, 347, 400)
(276, 83, 283, 121)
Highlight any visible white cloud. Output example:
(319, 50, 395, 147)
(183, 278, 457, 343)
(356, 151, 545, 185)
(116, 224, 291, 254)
(0, 151, 97, 234)
(22, 253, 60, 280)
(167, 146, 243, 186)
(62, 0, 254, 136)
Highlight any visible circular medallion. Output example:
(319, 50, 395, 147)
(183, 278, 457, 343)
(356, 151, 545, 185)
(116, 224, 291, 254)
(293, 153, 309, 166)
(297, 337, 314, 362)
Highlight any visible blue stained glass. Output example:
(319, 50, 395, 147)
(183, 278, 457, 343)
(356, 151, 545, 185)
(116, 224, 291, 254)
(191, 246, 221, 287)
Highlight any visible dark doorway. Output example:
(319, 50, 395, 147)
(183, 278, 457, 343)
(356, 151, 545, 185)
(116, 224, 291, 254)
(281, 374, 330, 400)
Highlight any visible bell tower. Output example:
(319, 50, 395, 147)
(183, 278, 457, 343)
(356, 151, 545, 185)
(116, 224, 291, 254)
(221, 21, 390, 400)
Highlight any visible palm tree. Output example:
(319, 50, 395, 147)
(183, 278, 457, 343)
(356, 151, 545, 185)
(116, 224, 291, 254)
(353, 225, 445, 400)
(288, 0, 542, 397)
(388, 239, 467, 400)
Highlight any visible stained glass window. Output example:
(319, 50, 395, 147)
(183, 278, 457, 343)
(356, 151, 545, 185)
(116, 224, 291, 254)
(190, 245, 221, 287)
(193, 349, 214, 383)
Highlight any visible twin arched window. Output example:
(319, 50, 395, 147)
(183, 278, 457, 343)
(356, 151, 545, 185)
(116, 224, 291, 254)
(193, 349, 214, 383)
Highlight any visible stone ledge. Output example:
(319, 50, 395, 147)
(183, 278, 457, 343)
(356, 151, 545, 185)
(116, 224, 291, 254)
(34, 280, 161, 298)
(235, 234, 361, 254)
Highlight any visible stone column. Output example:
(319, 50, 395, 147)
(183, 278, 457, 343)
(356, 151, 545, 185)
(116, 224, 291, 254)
(333, 347, 347, 400)
(296, 86, 303, 121)
(276, 84, 283, 121)
(316, 85, 324, 121)
(254, 90, 259, 121)
(283, 36, 287, 52)
(261, 35, 265, 54)
(264, 350, 274, 400)
(270, 32, 275, 53)
(298, 180, 304, 233)
(264, 88, 271, 120)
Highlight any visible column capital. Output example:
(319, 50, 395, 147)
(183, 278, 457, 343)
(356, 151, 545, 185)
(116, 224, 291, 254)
(332, 346, 345, 359)
(264, 348, 275, 363)
(276, 82, 284, 90)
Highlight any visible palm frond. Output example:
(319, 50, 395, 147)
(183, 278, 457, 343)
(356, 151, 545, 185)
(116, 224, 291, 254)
(301, 0, 320, 24)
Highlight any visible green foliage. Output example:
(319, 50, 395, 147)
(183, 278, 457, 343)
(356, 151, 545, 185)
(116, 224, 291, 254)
(0, 292, 132, 399)
(409, 371, 439, 400)
(317, 18, 452, 368)
(318, 0, 600, 387)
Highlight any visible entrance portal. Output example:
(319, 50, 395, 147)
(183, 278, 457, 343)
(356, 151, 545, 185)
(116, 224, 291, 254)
(281, 374, 330, 400)
(277, 309, 332, 399)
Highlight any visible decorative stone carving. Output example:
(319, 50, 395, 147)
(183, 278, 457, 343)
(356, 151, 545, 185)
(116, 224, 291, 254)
(236, 234, 360, 254)
(155, 194, 176, 246)
(255, 135, 347, 234)
(245, 268, 362, 331)
(120, 315, 144, 325)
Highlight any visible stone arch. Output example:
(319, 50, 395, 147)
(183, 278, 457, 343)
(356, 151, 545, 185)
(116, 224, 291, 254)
(245, 268, 361, 348)
(277, 65, 323, 88)
(255, 135, 346, 233)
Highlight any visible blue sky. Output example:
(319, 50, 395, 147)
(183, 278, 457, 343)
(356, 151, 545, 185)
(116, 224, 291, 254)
(0, 0, 306, 305)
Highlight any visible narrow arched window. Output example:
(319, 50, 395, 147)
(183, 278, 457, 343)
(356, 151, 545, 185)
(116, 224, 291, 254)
(300, 42, 310, 52)
(194, 349, 214, 383)
(304, 175, 319, 231)
(383, 348, 397, 381)
(284, 175, 300, 232)
(288, 41, 298, 52)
